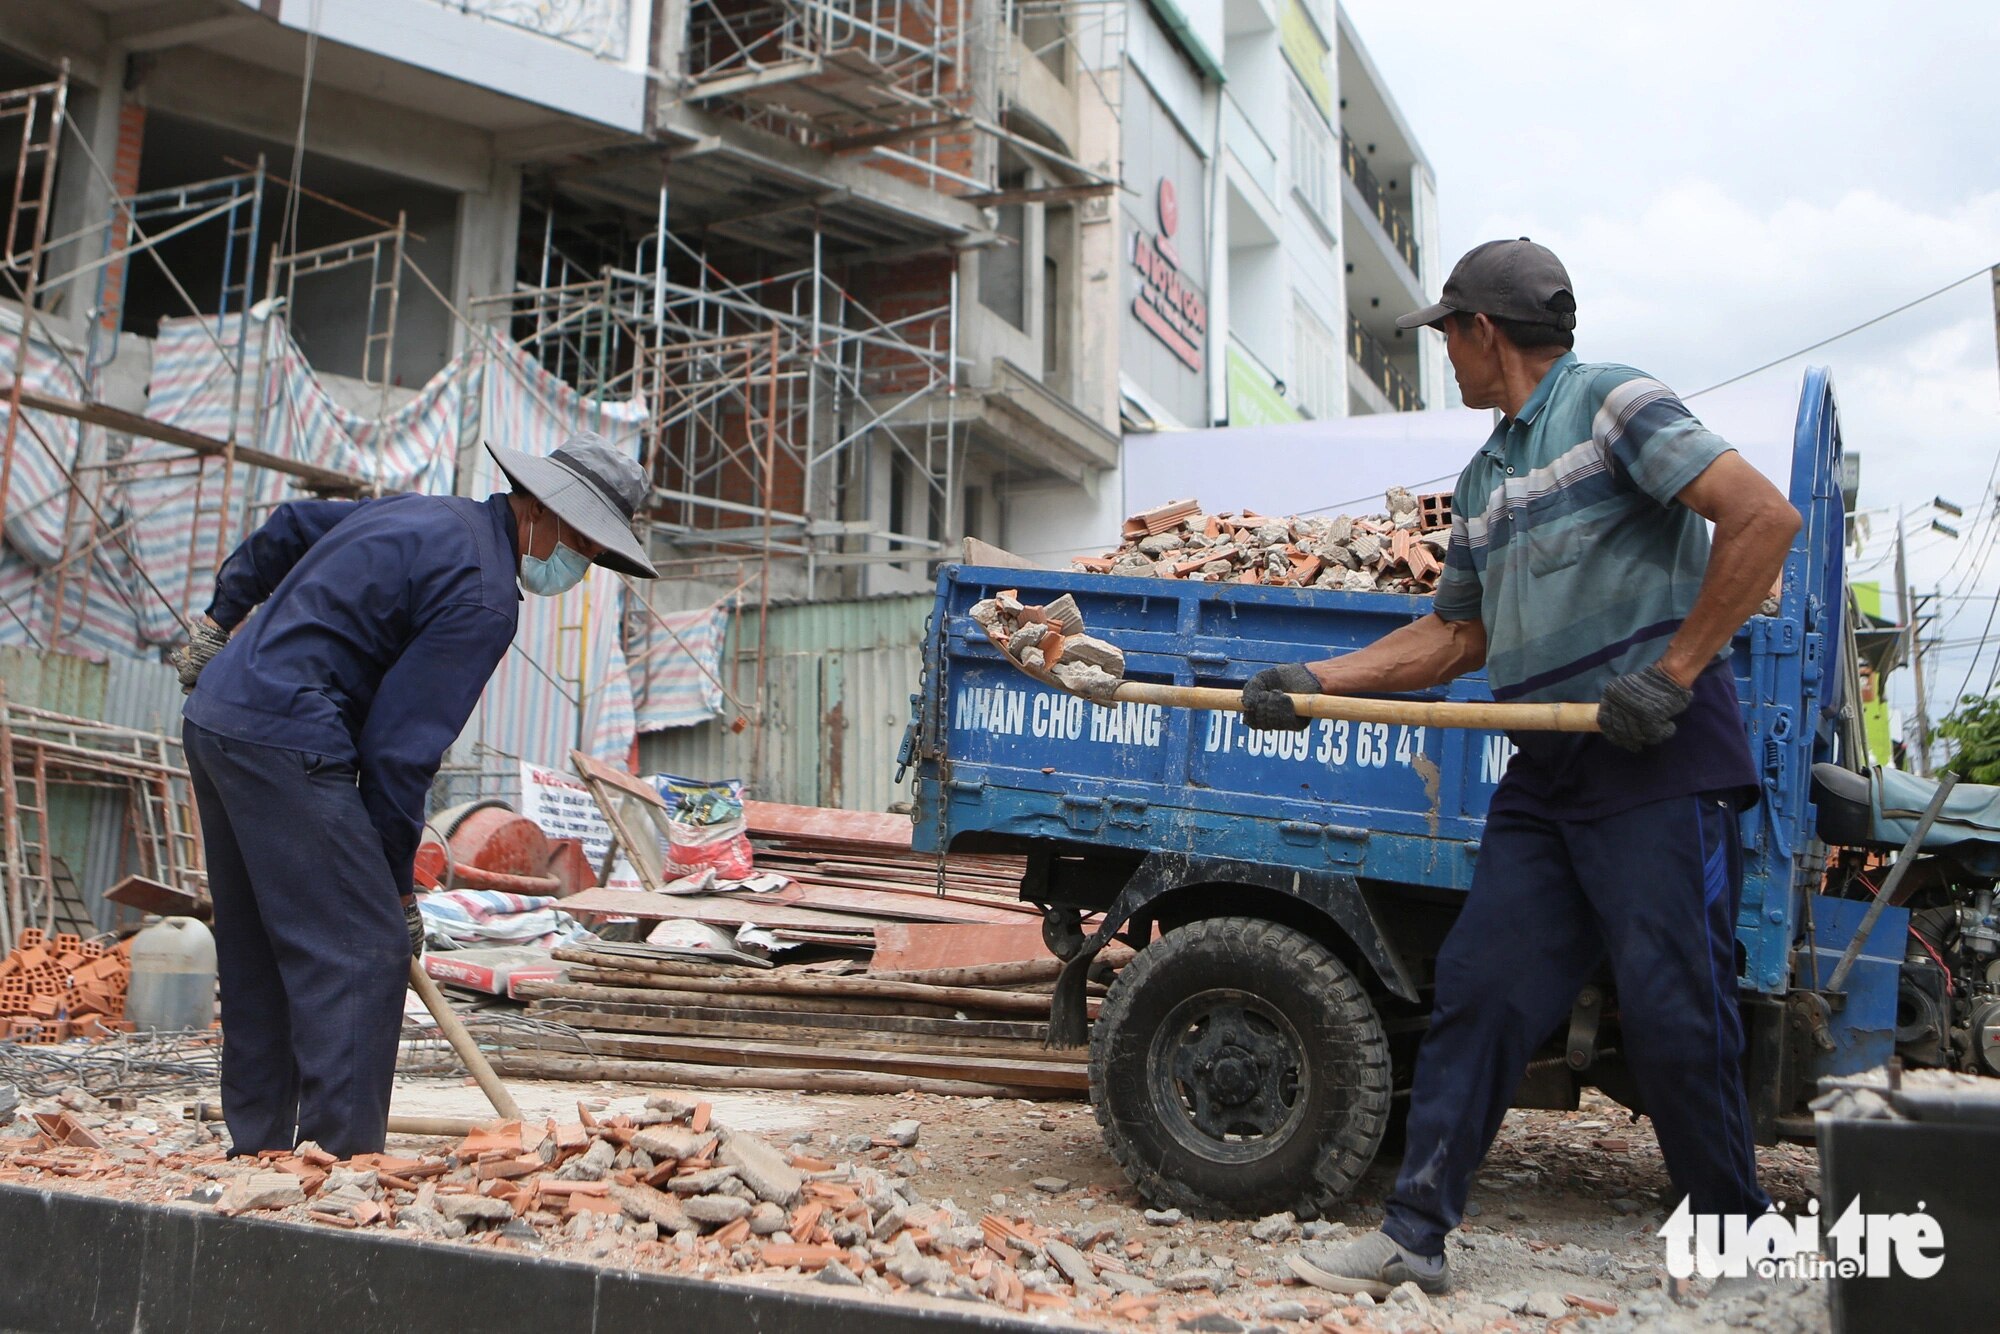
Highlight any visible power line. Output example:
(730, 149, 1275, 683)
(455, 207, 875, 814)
(1684, 263, 1995, 399)
(1946, 586, 2000, 709)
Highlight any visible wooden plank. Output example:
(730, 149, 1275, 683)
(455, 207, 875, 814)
(571, 750, 666, 807)
(752, 880, 1032, 923)
(744, 801, 914, 850)
(490, 1054, 1060, 1101)
(555, 887, 883, 932)
(869, 922, 1053, 974)
(546, 1031, 1088, 1091)
(559, 882, 1029, 927)
(1, 382, 368, 495)
(523, 1007, 1083, 1064)
(520, 995, 1050, 1042)
(513, 978, 972, 1021)
(551, 948, 1065, 1014)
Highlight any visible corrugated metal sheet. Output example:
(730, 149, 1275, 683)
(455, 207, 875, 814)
(639, 595, 930, 812)
(1, 647, 112, 930)
(101, 652, 185, 733)
(0, 645, 109, 718)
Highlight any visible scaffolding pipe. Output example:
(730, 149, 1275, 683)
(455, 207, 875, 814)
(0, 68, 67, 553)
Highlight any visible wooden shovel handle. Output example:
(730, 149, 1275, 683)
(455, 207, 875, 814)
(410, 958, 523, 1121)
(1111, 682, 1600, 733)
(977, 620, 1600, 733)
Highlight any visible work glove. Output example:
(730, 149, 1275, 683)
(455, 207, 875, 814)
(1598, 663, 1693, 752)
(174, 619, 230, 694)
(404, 895, 426, 959)
(1242, 663, 1321, 732)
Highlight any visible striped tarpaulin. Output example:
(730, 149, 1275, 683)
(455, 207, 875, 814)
(454, 336, 647, 771)
(626, 599, 730, 730)
(122, 314, 472, 645)
(0, 312, 147, 657)
(120, 313, 271, 646)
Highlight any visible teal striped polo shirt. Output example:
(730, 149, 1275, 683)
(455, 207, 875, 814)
(1434, 353, 1759, 817)
(1436, 353, 1731, 701)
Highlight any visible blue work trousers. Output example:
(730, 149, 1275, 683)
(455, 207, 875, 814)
(183, 720, 408, 1158)
(1381, 791, 1771, 1256)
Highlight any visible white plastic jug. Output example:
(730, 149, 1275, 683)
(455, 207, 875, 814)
(125, 916, 216, 1033)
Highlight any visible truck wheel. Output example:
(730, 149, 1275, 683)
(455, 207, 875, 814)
(1090, 916, 1390, 1219)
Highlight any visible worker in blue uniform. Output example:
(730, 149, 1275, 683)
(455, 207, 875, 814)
(176, 433, 656, 1158)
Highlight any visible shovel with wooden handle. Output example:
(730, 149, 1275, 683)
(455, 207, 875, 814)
(410, 958, 522, 1122)
(977, 616, 1600, 733)
(1092, 680, 1599, 733)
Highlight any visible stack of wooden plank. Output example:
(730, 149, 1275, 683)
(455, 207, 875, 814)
(555, 796, 1040, 952)
(497, 947, 1097, 1099)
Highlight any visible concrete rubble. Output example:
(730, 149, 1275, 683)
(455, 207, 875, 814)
(970, 592, 1128, 702)
(1069, 491, 1454, 594)
(0, 1080, 1835, 1331)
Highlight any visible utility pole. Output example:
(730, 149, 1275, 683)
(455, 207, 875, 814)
(1895, 509, 1935, 775)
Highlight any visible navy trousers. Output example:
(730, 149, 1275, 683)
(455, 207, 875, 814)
(182, 720, 408, 1158)
(1381, 792, 1771, 1256)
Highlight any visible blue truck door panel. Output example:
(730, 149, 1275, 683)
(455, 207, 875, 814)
(914, 368, 1846, 999)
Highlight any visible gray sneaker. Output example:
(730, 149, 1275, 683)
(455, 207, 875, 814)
(1286, 1229, 1450, 1297)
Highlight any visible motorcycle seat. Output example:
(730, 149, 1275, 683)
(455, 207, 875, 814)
(1810, 763, 1876, 846)
(1811, 762, 2000, 875)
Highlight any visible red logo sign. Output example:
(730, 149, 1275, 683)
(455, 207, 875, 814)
(1131, 178, 1205, 374)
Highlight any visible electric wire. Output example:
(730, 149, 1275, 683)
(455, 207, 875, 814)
(1683, 264, 1996, 399)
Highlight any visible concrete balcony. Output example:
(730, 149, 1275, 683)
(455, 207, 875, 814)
(1347, 312, 1421, 413)
(1340, 130, 1419, 279)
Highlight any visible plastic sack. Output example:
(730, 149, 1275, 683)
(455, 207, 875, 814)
(658, 773, 754, 880)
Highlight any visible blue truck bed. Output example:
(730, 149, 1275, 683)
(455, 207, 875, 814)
(910, 367, 1850, 1002)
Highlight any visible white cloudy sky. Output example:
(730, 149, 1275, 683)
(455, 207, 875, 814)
(1342, 0, 2000, 739)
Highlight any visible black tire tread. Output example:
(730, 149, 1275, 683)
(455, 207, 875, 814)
(1088, 916, 1390, 1220)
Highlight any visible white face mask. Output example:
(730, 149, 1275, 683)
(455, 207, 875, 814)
(520, 513, 591, 596)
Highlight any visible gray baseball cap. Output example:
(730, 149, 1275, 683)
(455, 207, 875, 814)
(1397, 238, 1577, 331)
(486, 431, 658, 578)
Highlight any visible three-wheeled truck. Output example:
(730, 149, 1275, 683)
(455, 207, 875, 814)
(901, 368, 2000, 1219)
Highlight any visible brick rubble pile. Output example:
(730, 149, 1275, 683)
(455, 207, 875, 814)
(0, 928, 134, 1043)
(0, 1082, 1836, 1329)
(0, 1092, 1169, 1319)
(1073, 490, 1451, 593)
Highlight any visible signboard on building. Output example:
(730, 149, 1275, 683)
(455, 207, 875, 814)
(1121, 41, 1210, 426)
(1280, 0, 1334, 119)
(1130, 178, 1209, 373)
(1226, 346, 1302, 427)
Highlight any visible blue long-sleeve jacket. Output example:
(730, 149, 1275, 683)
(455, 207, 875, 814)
(184, 492, 522, 892)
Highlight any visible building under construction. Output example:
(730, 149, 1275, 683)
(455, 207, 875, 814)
(0, 0, 1440, 930)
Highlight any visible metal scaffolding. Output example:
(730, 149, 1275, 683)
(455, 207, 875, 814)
(474, 222, 961, 589)
(0, 67, 430, 656)
(682, 0, 963, 150)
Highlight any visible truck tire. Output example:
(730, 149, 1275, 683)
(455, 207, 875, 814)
(1090, 916, 1390, 1219)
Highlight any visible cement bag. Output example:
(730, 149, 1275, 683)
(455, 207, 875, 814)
(658, 773, 754, 880)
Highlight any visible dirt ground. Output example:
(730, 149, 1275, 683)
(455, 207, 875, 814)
(5, 1072, 1832, 1332)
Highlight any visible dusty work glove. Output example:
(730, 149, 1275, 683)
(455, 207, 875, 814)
(404, 895, 426, 959)
(174, 618, 230, 694)
(1243, 664, 1321, 732)
(1598, 664, 1694, 752)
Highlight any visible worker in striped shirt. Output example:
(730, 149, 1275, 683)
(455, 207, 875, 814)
(1244, 239, 1798, 1295)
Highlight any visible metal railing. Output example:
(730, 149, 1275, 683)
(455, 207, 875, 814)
(1340, 132, 1419, 276)
(1347, 313, 1422, 413)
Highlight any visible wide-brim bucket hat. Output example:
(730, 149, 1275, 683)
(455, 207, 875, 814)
(486, 432, 657, 578)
